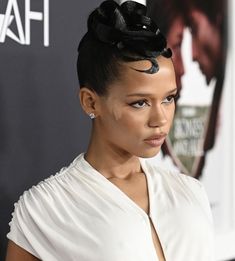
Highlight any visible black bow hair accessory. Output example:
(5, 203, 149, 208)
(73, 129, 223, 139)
(78, 0, 172, 74)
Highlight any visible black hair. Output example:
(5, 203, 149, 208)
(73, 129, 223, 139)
(77, 0, 172, 96)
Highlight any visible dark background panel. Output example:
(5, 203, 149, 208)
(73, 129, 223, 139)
(0, 0, 102, 259)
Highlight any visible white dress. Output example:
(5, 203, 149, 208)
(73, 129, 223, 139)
(7, 153, 215, 261)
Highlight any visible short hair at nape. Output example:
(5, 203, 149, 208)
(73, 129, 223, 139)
(77, 0, 172, 96)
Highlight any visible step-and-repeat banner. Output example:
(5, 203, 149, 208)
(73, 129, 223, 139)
(0, 0, 102, 259)
(0, 0, 234, 260)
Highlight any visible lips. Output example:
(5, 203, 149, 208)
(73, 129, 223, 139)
(144, 133, 167, 147)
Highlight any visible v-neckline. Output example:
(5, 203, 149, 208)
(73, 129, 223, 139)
(77, 153, 154, 221)
(76, 153, 162, 261)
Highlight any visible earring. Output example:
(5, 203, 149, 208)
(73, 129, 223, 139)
(88, 113, 96, 119)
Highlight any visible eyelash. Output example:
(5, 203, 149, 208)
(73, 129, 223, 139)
(129, 93, 179, 109)
(130, 99, 150, 108)
(162, 93, 179, 104)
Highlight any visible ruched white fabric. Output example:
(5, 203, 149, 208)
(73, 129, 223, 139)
(7, 153, 215, 261)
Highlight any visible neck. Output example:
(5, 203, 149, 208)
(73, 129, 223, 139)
(84, 129, 142, 180)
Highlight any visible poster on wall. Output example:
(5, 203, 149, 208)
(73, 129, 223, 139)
(147, 0, 235, 260)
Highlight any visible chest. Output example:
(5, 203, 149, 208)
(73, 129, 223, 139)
(35, 172, 214, 261)
(109, 174, 166, 261)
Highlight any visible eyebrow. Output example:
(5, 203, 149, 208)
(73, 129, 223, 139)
(126, 88, 178, 97)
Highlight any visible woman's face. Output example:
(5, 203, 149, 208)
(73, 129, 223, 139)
(95, 56, 177, 158)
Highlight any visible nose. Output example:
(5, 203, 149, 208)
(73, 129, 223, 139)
(175, 55, 185, 91)
(148, 105, 167, 128)
(177, 54, 185, 78)
(192, 40, 198, 62)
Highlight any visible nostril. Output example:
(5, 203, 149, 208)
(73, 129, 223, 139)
(148, 117, 167, 128)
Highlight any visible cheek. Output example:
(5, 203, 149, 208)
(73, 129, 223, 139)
(109, 104, 123, 121)
(192, 32, 201, 48)
(167, 104, 176, 125)
(107, 105, 143, 133)
(170, 111, 175, 125)
(116, 113, 146, 133)
(172, 54, 181, 71)
(193, 26, 210, 52)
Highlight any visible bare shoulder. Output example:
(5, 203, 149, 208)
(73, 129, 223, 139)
(5, 240, 40, 261)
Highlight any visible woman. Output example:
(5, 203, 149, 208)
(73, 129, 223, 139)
(5, 1, 214, 260)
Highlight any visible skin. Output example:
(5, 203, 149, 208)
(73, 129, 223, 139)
(167, 16, 185, 93)
(189, 9, 222, 84)
(5, 56, 176, 261)
(80, 56, 176, 179)
(81, 56, 176, 261)
(5, 240, 40, 261)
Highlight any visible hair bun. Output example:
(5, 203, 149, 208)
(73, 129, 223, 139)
(86, 0, 170, 59)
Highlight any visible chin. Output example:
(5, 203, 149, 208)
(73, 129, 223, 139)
(204, 70, 214, 85)
(206, 76, 213, 85)
(138, 148, 161, 158)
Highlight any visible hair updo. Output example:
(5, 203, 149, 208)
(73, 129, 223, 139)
(77, 0, 172, 96)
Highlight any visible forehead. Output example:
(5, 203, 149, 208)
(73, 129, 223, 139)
(190, 9, 209, 24)
(167, 18, 184, 42)
(107, 56, 176, 96)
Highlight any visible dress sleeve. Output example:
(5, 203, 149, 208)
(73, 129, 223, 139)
(7, 192, 41, 259)
(197, 181, 214, 225)
(189, 177, 214, 225)
(178, 174, 215, 260)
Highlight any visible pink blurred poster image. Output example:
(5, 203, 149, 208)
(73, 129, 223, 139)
(147, 0, 234, 259)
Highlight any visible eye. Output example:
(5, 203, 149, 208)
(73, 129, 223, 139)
(162, 93, 178, 104)
(173, 43, 182, 53)
(190, 21, 198, 36)
(130, 100, 150, 108)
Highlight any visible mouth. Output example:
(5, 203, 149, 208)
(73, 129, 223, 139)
(144, 134, 167, 147)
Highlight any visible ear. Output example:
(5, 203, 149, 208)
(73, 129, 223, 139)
(79, 87, 100, 117)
